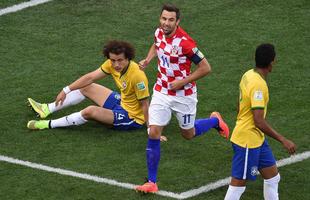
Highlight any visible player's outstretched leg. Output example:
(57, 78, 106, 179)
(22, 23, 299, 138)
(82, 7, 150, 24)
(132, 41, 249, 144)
(28, 98, 51, 119)
(27, 111, 87, 130)
(210, 111, 230, 139)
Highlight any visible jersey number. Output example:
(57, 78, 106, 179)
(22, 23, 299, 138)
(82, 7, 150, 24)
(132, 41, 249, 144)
(160, 55, 169, 68)
(117, 113, 125, 120)
(183, 114, 191, 125)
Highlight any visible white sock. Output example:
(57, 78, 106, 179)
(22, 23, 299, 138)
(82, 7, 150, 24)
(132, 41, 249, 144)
(48, 90, 86, 113)
(224, 185, 246, 200)
(50, 111, 87, 128)
(264, 173, 280, 200)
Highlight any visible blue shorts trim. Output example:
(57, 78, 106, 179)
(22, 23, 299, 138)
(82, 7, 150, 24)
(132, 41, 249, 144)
(103, 92, 142, 130)
(231, 139, 276, 180)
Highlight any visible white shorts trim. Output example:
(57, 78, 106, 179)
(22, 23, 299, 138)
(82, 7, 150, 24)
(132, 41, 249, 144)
(243, 147, 249, 179)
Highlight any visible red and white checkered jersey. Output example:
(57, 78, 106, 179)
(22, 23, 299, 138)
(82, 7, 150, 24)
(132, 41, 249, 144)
(153, 26, 198, 96)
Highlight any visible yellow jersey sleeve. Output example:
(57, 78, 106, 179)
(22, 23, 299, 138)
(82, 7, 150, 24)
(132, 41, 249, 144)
(133, 71, 149, 100)
(250, 82, 268, 109)
(100, 60, 112, 74)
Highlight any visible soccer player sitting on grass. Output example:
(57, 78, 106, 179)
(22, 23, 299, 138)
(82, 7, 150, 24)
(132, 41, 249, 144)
(224, 43, 296, 200)
(27, 40, 150, 132)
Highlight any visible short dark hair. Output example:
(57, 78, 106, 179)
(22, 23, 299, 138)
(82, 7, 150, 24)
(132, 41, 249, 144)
(103, 40, 135, 60)
(255, 43, 276, 68)
(161, 3, 180, 20)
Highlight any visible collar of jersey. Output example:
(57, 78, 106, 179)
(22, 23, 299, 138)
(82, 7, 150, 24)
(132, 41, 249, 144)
(120, 61, 131, 77)
(253, 68, 266, 81)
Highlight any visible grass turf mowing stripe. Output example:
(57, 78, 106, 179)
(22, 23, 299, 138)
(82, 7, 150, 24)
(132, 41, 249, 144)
(1, 151, 309, 199)
(0, 0, 53, 16)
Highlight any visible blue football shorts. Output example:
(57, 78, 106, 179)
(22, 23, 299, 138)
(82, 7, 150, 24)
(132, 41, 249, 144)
(231, 139, 276, 180)
(103, 91, 142, 130)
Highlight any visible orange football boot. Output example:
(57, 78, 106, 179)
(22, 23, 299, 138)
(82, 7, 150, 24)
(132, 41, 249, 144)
(135, 181, 158, 193)
(210, 111, 230, 139)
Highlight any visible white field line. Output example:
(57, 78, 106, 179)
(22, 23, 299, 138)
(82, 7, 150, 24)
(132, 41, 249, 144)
(0, 0, 53, 16)
(0, 155, 182, 199)
(178, 151, 310, 199)
(0, 151, 309, 200)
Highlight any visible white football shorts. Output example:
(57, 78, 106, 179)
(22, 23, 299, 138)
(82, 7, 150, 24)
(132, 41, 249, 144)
(149, 90, 197, 129)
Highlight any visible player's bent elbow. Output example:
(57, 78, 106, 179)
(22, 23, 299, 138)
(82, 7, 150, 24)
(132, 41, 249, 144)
(254, 119, 265, 130)
(203, 63, 211, 75)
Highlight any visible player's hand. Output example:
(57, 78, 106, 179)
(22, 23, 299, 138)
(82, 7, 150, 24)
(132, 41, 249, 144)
(169, 79, 186, 90)
(55, 90, 66, 106)
(139, 59, 149, 70)
(160, 135, 168, 142)
(282, 138, 296, 154)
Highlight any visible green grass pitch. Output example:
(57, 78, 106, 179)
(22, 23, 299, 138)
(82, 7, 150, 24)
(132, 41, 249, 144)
(0, 0, 309, 199)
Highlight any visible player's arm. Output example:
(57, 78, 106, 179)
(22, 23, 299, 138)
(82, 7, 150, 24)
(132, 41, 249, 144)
(170, 58, 211, 90)
(56, 68, 107, 106)
(139, 98, 149, 128)
(253, 109, 296, 154)
(139, 43, 157, 70)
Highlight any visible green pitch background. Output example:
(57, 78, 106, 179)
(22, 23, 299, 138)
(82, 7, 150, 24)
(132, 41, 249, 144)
(0, 0, 309, 199)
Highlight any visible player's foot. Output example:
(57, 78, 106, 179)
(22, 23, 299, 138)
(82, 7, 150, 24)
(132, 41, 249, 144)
(27, 120, 50, 130)
(28, 98, 50, 119)
(210, 111, 230, 139)
(135, 181, 158, 193)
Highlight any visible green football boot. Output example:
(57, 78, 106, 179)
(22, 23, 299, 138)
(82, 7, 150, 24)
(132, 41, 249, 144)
(27, 120, 50, 130)
(27, 98, 51, 118)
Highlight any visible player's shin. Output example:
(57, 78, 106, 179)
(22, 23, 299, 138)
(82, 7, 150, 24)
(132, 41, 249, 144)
(264, 173, 280, 200)
(146, 138, 160, 183)
(194, 118, 219, 137)
(50, 111, 87, 128)
(48, 90, 86, 113)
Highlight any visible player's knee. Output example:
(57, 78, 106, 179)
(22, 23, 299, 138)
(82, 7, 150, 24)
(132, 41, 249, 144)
(181, 133, 193, 140)
(181, 129, 195, 140)
(81, 105, 97, 120)
(264, 173, 280, 184)
(149, 126, 162, 139)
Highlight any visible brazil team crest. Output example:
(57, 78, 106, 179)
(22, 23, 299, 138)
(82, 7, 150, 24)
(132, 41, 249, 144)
(251, 166, 258, 176)
(122, 81, 127, 89)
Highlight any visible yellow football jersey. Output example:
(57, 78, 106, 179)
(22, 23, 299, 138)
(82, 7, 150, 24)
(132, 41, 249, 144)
(100, 60, 149, 125)
(230, 69, 269, 148)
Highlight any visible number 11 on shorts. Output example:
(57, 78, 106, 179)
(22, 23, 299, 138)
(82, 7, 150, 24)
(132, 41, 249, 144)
(183, 114, 191, 125)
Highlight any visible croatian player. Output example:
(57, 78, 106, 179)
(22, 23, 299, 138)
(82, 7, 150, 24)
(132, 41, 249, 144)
(27, 40, 150, 131)
(224, 44, 296, 200)
(135, 3, 230, 193)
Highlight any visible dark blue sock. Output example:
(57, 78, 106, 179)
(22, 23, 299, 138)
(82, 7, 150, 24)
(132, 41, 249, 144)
(194, 117, 219, 137)
(146, 138, 160, 183)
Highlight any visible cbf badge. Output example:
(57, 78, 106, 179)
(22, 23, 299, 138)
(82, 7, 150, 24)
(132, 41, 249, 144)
(251, 166, 259, 176)
(122, 81, 127, 89)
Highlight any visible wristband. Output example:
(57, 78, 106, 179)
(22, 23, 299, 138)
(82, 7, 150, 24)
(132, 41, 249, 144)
(63, 86, 71, 94)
